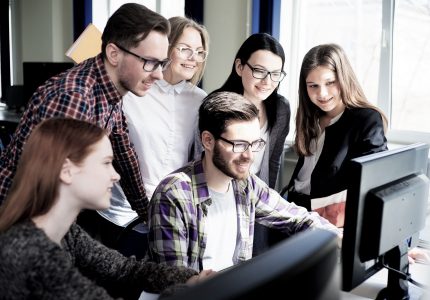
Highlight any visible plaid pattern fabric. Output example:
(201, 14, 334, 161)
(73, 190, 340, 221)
(148, 158, 340, 271)
(0, 54, 148, 216)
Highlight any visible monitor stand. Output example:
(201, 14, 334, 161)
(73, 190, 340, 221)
(375, 243, 410, 300)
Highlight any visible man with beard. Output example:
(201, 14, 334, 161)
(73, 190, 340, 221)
(147, 91, 340, 272)
(0, 3, 170, 239)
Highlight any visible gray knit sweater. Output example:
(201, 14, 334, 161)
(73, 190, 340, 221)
(0, 220, 197, 299)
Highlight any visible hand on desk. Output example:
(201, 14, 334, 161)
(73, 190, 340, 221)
(186, 269, 217, 285)
(314, 201, 346, 228)
(408, 247, 430, 264)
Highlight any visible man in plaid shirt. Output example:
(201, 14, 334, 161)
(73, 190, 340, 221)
(147, 91, 341, 272)
(0, 3, 170, 245)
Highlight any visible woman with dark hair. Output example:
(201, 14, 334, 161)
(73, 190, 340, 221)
(210, 33, 290, 256)
(0, 118, 213, 299)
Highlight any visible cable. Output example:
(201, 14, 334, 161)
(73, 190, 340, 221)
(380, 261, 428, 290)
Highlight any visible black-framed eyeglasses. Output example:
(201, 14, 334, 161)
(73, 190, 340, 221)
(176, 46, 208, 62)
(245, 62, 286, 82)
(218, 136, 266, 153)
(115, 44, 171, 72)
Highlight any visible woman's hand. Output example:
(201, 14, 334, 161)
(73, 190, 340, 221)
(186, 269, 217, 285)
(408, 247, 430, 264)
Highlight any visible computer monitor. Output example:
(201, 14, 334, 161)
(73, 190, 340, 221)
(342, 142, 429, 299)
(163, 229, 340, 300)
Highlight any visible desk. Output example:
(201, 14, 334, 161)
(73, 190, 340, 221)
(341, 262, 430, 300)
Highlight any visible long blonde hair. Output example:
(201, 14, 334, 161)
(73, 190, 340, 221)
(0, 118, 106, 232)
(295, 43, 388, 156)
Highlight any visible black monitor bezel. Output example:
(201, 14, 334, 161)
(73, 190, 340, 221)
(163, 229, 339, 300)
(341, 142, 429, 292)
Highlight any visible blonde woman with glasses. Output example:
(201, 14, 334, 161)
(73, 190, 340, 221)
(97, 16, 210, 258)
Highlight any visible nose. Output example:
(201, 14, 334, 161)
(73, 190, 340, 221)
(241, 146, 253, 159)
(151, 65, 164, 80)
(261, 74, 270, 84)
(318, 86, 328, 98)
(111, 168, 120, 182)
(188, 52, 197, 61)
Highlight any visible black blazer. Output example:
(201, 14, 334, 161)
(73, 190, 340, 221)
(286, 107, 387, 210)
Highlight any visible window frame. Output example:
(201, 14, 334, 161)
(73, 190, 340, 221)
(278, 0, 430, 145)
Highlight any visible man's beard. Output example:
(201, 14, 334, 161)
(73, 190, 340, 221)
(212, 143, 250, 180)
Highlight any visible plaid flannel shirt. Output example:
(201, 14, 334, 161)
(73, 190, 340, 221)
(148, 158, 340, 271)
(0, 54, 148, 216)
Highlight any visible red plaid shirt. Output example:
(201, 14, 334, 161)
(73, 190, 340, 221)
(0, 54, 148, 217)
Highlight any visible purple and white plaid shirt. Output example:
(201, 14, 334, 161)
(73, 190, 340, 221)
(148, 157, 340, 271)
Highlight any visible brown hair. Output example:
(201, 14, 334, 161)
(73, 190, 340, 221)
(0, 118, 106, 232)
(101, 3, 170, 58)
(199, 91, 259, 138)
(295, 43, 388, 156)
(166, 16, 209, 85)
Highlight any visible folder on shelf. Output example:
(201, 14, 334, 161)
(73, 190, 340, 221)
(66, 23, 102, 64)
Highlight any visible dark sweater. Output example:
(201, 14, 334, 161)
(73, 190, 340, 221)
(286, 107, 387, 209)
(0, 221, 197, 299)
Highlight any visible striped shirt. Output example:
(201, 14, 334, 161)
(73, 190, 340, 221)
(0, 54, 148, 216)
(148, 158, 340, 271)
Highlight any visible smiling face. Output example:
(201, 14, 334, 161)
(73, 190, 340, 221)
(164, 27, 205, 84)
(70, 136, 120, 210)
(116, 30, 169, 96)
(235, 50, 283, 104)
(306, 66, 345, 118)
(211, 118, 261, 180)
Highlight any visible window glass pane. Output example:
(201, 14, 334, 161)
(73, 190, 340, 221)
(160, 0, 185, 18)
(392, 0, 430, 133)
(93, 0, 184, 32)
(279, 0, 382, 141)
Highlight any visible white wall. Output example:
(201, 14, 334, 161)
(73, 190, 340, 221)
(202, 0, 251, 93)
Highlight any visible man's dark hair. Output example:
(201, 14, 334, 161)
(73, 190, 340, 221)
(198, 91, 259, 138)
(101, 3, 170, 58)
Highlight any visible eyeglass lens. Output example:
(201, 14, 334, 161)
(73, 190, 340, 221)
(246, 63, 285, 82)
(233, 140, 265, 152)
(177, 47, 207, 62)
(115, 43, 171, 72)
(143, 59, 171, 72)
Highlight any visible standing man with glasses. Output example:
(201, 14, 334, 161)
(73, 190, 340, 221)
(209, 33, 291, 256)
(147, 91, 340, 272)
(99, 16, 210, 257)
(0, 3, 169, 237)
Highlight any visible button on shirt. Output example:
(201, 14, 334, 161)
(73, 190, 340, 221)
(148, 157, 341, 272)
(101, 80, 206, 226)
(0, 54, 148, 216)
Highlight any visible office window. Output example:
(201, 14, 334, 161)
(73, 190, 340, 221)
(93, 0, 184, 32)
(279, 0, 430, 144)
(392, 0, 430, 133)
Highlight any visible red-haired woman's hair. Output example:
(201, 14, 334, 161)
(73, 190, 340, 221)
(0, 118, 106, 232)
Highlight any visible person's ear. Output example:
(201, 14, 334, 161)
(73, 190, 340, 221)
(235, 58, 243, 77)
(201, 131, 215, 152)
(105, 43, 121, 67)
(59, 158, 74, 185)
